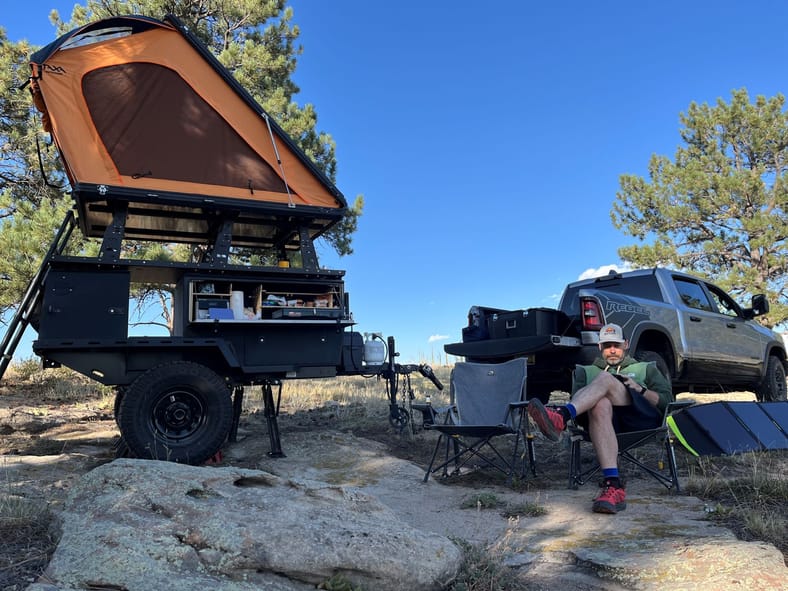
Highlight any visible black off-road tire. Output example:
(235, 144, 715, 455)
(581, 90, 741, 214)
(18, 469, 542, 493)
(118, 361, 233, 464)
(113, 387, 125, 426)
(634, 349, 672, 389)
(755, 355, 787, 402)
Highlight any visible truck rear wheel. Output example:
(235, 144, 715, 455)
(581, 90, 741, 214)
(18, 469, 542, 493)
(118, 361, 233, 464)
(635, 349, 672, 389)
(755, 355, 787, 402)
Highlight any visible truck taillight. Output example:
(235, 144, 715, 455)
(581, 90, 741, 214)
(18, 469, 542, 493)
(581, 298, 604, 330)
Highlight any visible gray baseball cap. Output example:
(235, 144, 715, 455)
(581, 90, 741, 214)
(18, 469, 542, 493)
(598, 323, 626, 343)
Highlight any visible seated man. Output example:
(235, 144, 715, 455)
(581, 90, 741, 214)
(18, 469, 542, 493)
(528, 323, 672, 514)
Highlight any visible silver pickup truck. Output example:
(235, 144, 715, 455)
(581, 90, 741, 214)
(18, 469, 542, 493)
(444, 267, 787, 404)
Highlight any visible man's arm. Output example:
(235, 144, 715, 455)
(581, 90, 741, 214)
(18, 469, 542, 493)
(643, 363, 673, 413)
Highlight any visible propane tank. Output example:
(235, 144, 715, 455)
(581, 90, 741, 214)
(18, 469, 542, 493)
(363, 332, 386, 365)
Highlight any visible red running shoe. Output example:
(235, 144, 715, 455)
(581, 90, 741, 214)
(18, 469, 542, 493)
(592, 480, 627, 514)
(527, 399, 565, 442)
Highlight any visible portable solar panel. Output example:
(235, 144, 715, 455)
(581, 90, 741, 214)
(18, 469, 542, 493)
(667, 401, 788, 457)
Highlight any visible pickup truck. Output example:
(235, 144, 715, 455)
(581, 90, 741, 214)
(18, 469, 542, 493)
(444, 268, 787, 404)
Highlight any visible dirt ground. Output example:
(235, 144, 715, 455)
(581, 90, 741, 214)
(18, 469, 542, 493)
(0, 377, 784, 591)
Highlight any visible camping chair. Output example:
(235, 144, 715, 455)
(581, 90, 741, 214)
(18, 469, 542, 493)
(422, 358, 535, 484)
(567, 366, 694, 491)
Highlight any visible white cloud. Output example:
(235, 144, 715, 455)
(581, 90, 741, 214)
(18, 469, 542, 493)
(577, 263, 633, 281)
(428, 334, 449, 343)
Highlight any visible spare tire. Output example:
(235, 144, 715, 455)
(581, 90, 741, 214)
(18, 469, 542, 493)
(118, 361, 233, 464)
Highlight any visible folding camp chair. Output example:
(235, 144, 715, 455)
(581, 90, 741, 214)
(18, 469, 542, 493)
(422, 358, 535, 483)
(567, 366, 694, 491)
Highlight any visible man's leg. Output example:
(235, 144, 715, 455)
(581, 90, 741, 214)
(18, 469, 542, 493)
(582, 380, 629, 514)
(587, 396, 619, 470)
(528, 371, 630, 513)
(528, 371, 630, 441)
(571, 371, 631, 414)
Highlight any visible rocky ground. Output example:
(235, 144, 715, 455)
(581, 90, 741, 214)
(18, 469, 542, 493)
(1, 376, 786, 590)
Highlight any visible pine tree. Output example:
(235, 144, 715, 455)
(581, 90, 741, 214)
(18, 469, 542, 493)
(613, 88, 788, 327)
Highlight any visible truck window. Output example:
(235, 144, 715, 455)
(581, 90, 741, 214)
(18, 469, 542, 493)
(705, 283, 741, 318)
(592, 276, 664, 301)
(673, 278, 713, 312)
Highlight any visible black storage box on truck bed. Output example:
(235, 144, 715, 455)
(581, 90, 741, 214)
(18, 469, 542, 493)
(446, 305, 580, 403)
(488, 307, 568, 340)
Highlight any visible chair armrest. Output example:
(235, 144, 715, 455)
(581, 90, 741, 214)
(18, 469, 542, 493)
(431, 404, 454, 414)
(422, 404, 457, 428)
(658, 400, 695, 428)
(508, 401, 530, 409)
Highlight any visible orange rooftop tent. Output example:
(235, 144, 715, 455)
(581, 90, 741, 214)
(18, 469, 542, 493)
(29, 14, 347, 250)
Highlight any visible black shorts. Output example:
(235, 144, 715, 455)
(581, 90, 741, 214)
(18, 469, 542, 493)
(575, 387, 661, 432)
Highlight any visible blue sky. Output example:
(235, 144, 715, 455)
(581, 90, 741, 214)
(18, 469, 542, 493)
(3, 1, 788, 363)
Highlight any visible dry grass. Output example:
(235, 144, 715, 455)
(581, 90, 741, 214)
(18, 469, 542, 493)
(2, 359, 115, 410)
(684, 450, 788, 557)
(0, 464, 58, 590)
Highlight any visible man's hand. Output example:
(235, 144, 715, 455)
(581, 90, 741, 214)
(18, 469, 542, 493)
(621, 376, 642, 392)
(611, 374, 647, 395)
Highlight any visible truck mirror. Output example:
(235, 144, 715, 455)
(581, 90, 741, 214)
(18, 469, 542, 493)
(751, 294, 769, 316)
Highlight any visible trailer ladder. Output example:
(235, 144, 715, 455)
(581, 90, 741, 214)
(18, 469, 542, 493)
(0, 210, 77, 379)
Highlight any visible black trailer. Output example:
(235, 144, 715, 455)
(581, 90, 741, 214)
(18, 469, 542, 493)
(1, 14, 443, 464)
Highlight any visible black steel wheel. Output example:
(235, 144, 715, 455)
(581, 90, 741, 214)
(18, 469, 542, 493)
(118, 362, 233, 464)
(755, 355, 787, 402)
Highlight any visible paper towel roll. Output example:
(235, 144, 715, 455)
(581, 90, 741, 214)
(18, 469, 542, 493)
(230, 291, 245, 319)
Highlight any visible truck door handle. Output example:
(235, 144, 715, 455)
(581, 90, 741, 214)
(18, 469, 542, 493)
(689, 316, 701, 322)
(726, 322, 737, 328)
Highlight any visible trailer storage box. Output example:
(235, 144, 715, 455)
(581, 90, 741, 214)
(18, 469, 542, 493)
(488, 307, 565, 339)
(38, 270, 129, 340)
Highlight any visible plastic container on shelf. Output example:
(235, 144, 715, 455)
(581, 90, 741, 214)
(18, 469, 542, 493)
(230, 291, 245, 319)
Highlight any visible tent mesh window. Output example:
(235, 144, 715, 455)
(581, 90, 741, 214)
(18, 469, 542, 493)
(83, 63, 288, 193)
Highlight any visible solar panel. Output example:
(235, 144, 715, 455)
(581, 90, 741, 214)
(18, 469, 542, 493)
(668, 401, 788, 457)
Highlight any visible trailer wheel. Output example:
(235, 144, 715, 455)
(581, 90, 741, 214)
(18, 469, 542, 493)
(113, 387, 125, 426)
(118, 362, 233, 464)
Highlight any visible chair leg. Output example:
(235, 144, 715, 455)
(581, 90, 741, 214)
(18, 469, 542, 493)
(619, 446, 677, 490)
(518, 407, 537, 477)
(568, 435, 582, 489)
(423, 433, 445, 483)
(665, 436, 681, 493)
(524, 434, 537, 476)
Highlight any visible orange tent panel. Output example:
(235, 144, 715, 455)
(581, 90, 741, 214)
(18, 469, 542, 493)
(30, 15, 345, 244)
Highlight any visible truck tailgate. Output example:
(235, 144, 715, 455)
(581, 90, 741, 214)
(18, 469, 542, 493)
(444, 335, 580, 360)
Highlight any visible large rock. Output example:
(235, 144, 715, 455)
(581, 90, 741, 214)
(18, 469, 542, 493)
(31, 458, 462, 591)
